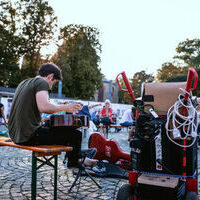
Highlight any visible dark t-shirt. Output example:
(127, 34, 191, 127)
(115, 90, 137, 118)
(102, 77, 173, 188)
(8, 77, 50, 143)
(77, 105, 91, 120)
(0, 103, 3, 118)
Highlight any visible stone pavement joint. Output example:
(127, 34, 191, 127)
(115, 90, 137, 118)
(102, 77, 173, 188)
(0, 131, 129, 200)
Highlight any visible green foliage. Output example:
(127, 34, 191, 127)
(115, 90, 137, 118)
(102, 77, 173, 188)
(0, 0, 57, 87)
(0, 0, 24, 87)
(157, 38, 200, 97)
(19, 0, 58, 78)
(156, 62, 184, 82)
(117, 77, 132, 104)
(174, 39, 200, 68)
(166, 68, 200, 96)
(52, 24, 103, 100)
(118, 70, 154, 104)
(131, 70, 154, 98)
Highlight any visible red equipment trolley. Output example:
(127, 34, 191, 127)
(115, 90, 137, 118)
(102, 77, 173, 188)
(115, 69, 199, 200)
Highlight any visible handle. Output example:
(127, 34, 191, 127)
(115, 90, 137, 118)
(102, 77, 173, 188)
(182, 68, 198, 177)
(116, 72, 128, 92)
(116, 71, 136, 102)
(184, 68, 198, 101)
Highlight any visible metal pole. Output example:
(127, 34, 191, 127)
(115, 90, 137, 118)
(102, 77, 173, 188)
(31, 152, 37, 200)
(54, 155, 58, 200)
(58, 81, 62, 99)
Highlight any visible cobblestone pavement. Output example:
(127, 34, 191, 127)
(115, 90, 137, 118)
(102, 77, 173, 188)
(0, 129, 130, 200)
(0, 127, 199, 200)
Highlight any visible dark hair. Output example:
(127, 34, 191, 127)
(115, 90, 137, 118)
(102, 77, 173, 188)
(38, 63, 62, 80)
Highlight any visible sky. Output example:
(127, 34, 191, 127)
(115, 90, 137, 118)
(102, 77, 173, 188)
(46, 0, 200, 81)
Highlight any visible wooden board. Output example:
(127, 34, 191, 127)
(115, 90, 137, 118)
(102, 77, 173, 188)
(0, 136, 72, 155)
(138, 174, 179, 188)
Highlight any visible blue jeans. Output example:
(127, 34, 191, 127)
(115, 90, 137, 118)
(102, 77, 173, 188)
(101, 117, 111, 125)
(120, 121, 133, 127)
(93, 118, 100, 126)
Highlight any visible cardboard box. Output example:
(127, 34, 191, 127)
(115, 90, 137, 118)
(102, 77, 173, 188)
(143, 82, 186, 114)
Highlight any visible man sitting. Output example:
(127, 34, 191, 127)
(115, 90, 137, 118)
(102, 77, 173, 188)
(120, 109, 135, 141)
(8, 63, 97, 168)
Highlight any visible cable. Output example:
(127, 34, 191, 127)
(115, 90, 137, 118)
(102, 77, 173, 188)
(156, 159, 175, 175)
(165, 88, 198, 148)
(112, 167, 129, 200)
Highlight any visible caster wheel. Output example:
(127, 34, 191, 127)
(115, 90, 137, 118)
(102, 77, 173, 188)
(116, 183, 135, 200)
(185, 192, 198, 200)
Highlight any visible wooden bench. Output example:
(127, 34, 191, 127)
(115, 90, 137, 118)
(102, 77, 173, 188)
(96, 124, 134, 138)
(0, 136, 73, 200)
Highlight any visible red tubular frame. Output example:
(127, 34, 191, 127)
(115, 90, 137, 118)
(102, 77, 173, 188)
(116, 71, 136, 102)
(116, 68, 199, 198)
(182, 68, 198, 179)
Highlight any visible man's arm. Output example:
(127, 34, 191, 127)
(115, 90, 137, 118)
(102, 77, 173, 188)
(99, 108, 104, 119)
(36, 91, 82, 114)
(1, 106, 7, 124)
(88, 103, 102, 110)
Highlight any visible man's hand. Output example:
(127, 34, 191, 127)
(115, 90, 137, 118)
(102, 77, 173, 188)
(36, 90, 82, 114)
(65, 103, 82, 113)
(58, 100, 69, 105)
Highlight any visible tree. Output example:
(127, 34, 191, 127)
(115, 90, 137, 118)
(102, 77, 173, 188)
(118, 70, 154, 104)
(0, 1, 23, 87)
(174, 39, 200, 68)
(52, 24, 103, 100)
(117, 77, 132, 104)
(131, 70, 155, 98)
(166, 68, 200, 97)
(0, 0, 57, 86)
(156, 62, 183, 82)
(19, 0, 57, 78)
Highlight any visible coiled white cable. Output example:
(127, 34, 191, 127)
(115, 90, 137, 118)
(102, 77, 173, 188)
(165, 88, 198, 148)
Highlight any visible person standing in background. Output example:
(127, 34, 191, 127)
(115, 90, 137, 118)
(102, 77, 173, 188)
(0, 103, 7, 124)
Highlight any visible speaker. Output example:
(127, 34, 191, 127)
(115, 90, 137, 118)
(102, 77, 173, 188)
(131, 116, 197, 176)
(162, 133, 197, 176)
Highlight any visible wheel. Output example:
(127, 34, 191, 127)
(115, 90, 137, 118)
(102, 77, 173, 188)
(185, 192, 198, 200)
(116, 184, 135, 200)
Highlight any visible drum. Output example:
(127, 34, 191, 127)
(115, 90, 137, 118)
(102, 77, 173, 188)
(50, 114, 89, 128)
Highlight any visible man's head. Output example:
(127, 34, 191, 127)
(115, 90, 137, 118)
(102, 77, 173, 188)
(38, 63, 62, 89)
(76, 100, 84, 106)
(38, 63, 62, 80)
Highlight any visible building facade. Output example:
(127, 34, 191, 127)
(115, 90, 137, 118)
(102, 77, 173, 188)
(94, 77, 119, 103)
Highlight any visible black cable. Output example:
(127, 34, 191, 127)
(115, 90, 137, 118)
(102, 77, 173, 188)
(70, 163, 86, 199)
(156, 159, 175, 175)
(73, 171, 82, 200)
(112, 166, 129, 200)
